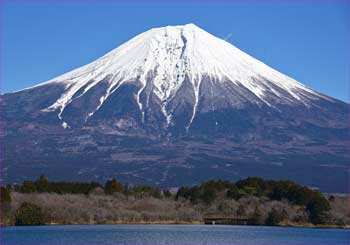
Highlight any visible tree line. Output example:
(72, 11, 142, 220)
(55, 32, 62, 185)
(1, 176, 331, 226)
(175, 177, 330, 224)
(1, 175, 164, 198)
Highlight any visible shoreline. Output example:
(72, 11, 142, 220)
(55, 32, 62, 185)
(2, 222, 349, 229)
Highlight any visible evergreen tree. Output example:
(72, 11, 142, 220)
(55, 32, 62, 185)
(104, 178, 123, 195)
(37, 175, 49, 192)
(21, 181, 37, 193)
(307, 196, 330, 224)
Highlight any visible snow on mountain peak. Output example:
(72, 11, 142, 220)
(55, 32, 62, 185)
(35, 24, 329, 127)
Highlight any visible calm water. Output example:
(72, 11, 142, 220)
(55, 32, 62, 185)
(1, 224, 349, 245)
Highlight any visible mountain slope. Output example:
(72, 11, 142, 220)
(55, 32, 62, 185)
(2, 24, 349, 192)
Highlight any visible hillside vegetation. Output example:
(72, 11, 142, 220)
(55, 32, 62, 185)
(1, 176, 349, 227)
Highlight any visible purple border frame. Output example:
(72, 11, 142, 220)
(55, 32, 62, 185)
(0, 1, 349, 245)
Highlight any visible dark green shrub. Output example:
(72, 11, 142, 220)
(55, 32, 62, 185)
(17, 176, 102, 194)
(176, 180, 237, 204)
(201, 188, 216, 204)
(15, 202, 46, 226)
(266, 208, 283, 226)
(1, 186, 11, 204)
(132, 185, 161, 198)
(1, 186, 12, 225)
(236, 177, 269, 196)
(21, 181, 37, 193)
(176, 186, 201, 204)
(47, 181, 101, 194)
(37, 175, 49, 192)
(201, 180, 233, 192)
(269, 180, 311, 205)
(306, 195, 330, 224)
(104, 179, 124, 195)
(226, 185, 240, 199)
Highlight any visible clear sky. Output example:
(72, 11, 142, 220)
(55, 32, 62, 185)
(1, 1, 349, 102)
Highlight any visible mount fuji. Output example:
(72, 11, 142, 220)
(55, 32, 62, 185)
(2, 24, 349, 192)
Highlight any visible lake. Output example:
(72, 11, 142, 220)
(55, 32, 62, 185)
(1, 224, 349, 245)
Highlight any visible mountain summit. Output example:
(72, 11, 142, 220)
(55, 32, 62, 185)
(2, 24, 349, 192)
(34, 24, 331, 131)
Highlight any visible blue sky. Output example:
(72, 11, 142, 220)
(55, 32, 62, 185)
(1, 1, 349, 102)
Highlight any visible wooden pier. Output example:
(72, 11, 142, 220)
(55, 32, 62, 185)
(203, 213, 253, 225)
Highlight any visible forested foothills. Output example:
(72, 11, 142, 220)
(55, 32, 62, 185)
(1, 176, 349, 227)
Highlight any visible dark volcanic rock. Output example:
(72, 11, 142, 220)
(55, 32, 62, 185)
(2, 24, 349, 192)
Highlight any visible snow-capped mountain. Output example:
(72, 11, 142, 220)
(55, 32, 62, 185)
(21, 24, 334, 131)
(2, 24, 349, 192)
